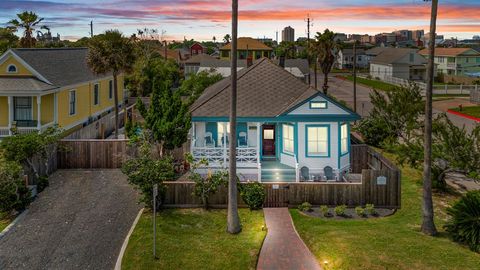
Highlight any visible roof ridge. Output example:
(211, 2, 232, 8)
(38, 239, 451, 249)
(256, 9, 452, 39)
(190, 58, 267, 113)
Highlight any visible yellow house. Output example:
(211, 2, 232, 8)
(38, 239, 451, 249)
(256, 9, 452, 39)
(0, 48, 126, 137)
(220, 37, 273, 60)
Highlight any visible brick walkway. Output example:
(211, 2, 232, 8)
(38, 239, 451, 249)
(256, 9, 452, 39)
(257, 208, 322, 270)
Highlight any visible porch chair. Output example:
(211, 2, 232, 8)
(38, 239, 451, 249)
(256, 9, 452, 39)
(324, 166, 335, 181)
(238, 132, 248, 147)
(300, 166, 311, 182)
(205, 132, 215, 147)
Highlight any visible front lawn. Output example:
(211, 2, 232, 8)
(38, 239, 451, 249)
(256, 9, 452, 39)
(122, 209, 266, 270)
(291, 152, 480, 270)
(449, 106, 480, 119)
(343, 75, 396, 92)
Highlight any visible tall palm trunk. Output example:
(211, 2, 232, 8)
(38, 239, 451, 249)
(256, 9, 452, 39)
(422, 0, 438, 236)
(227, 0, 241, 234)
(113, 72, 119, 139)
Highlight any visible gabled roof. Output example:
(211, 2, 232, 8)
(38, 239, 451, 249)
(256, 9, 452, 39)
(418, 47, 479, 57)
(273, 59, 310, 75)
(220, 37, 273, 51)
(6, 48, 110, 87)
(370, 48, 421, 65)
(191, 58, 358, 120)
(365, 47, 391, 56)
(0, 77, 57, 94)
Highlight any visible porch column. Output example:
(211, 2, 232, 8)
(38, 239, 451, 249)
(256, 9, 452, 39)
(7, 96, 13, 135)
(37, 95, 42, 131)
(191, 122, 196, 153)
(223, 122, 227, 167)
(257, 122, 261, 182)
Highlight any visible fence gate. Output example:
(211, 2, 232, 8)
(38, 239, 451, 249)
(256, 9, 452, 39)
(264, 184, 289, 207)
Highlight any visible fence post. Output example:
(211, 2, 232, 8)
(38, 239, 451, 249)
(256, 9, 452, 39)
(460, 84, 463, 95)
(445, 84, 448, 95)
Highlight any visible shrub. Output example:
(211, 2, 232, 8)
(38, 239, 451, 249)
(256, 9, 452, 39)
(444, 191, 480, 252)
(0, 155, 31, 213)
(192, 170, 228, 209)
(365, 204, 376, 216)
(334, 205, 347, 216)
(320, 205, 330, 217)
(298, 202, 312, 212)
(239, 182, 266, 210)
(355, 206, 366, 217)
(36, 176, 49, 193)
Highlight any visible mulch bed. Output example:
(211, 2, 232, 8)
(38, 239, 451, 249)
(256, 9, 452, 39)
(300, 207, 396, 220)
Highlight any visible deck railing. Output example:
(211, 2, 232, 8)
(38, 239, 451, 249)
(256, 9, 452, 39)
(192, 147, 258, 165)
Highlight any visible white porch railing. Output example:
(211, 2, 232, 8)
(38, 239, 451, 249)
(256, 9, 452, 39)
(0, 121, 55, 138)
(192, 147, 258, 166)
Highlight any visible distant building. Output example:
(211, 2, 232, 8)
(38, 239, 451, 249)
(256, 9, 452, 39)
(190, 43, 205, 56)
(422, 33, 444, 46)
(412, 30, 425, 41)
(334, 33, 347, 42)
(282, 26, 295, 42)
(370, 48, 427, 82)
(336, 49, 368, 69)
(348, 34, 362, 42)
(219, 37, 273, 60)
(419, 47, 480, 76)
(394, 30, 413, 41)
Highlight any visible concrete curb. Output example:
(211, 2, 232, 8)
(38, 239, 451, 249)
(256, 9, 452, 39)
(114, 208, 144, 270)
(0, 210, 29, 240)
(447, 109, 480, 122)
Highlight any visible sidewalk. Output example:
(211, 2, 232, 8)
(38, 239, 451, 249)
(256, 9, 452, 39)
(257, 208, 322, 270)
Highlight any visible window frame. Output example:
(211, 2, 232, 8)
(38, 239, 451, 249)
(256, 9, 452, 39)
(93, 83, 100, 106)
(69, 90, 76, 116)
(108, 80, 113, 100)
(305, 124, 330, 158)
(282, 124, 295, 155)
(340, 123, 349, 156)
(6, 64, 17, 73)
(309, 101, 328, 109)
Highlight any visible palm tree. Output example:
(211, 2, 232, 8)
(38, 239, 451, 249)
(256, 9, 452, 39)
(310, 29, 339, 94)
(422, 0, 439, 236)
(223, 34, 231, 44)
(227, 0, 241, 234)
(87, 30, 136, 139)
(8, 11, 44, 48)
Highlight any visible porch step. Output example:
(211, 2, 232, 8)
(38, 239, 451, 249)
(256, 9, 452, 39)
(261, 169, 296, 182)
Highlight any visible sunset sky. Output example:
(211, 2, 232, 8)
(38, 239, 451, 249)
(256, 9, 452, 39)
(0, 0, 479, 41)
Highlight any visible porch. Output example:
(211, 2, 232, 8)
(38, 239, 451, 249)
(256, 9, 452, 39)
(0, 94, 56, 138)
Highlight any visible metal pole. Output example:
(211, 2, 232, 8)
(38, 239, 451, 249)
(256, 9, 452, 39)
(353, 42, 357, 113)
(153, 184, 158, 259)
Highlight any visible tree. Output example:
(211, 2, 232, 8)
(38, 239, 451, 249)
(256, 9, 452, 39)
(223, 34, 231, 44)
(213, 36, 217, 43)
(177, 70, 223, 106)
(87, 30, 136, 139)
(0, 152, 30, 213)
(227, 0, 242, 234)
(310, 29, 339, 94)
(8, 11, 44, 48)
(422, 0, 439, 236)
(0, 27, 19, 54)
(276, 41, 296, 59)
(136, 80, 191, 156)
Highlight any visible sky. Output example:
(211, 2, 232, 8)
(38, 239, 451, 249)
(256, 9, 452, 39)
(0, 0, 479, 41)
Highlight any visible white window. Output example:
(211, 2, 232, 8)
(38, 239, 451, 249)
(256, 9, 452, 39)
(109, 80, 113, 99)
(7, 64, 17, 73)
(13, 97, 32, 121)
(306, 125, 329, 157)
(69, 90, 76, 115)
(310, 101, 327, 109)
(340, 123, 348, 154)
(93, 83, 100, 105)
(282, 124, 294, 154)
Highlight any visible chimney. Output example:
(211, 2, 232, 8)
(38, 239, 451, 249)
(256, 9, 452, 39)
(247, 56, 253, 67)
(279, 56, 285, 68)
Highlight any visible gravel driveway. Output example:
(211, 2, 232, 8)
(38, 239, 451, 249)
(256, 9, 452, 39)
(0, 170, 140, 270)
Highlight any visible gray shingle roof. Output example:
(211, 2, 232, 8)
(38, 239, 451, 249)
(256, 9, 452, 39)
(0, 77, 58, 93)
(370, 48, 419, 65)
(191, 58, 319, 118)
(273, 59, 310, 75)
(11, 48, 110, 87)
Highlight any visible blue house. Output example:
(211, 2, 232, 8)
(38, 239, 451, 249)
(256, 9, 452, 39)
(190, 58, 360, 182)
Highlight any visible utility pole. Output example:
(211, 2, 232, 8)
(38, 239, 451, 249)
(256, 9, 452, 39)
(89, 21, 93, 38)
(353, 42, 357, 113)
(305, 14, 313, 85)
(422, 0, 438, 236)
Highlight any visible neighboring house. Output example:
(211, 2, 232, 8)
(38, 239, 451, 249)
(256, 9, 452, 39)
(336, 48, 368, 69)
(365, 47, 391, 65)
(190, 58, 360, 182)
(158, 46, 184, 63)
(0, 48, 126, 138)
(184, 54, 221, 77)
(190, 43, 205, 56)
(370, 48, 427, 81)
(419, 47, 480, 76)
(220, 37, 273, 60)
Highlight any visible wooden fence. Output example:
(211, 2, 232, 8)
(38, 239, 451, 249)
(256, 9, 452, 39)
(65, 109, 126, 140)
(57, 139, 131, 169)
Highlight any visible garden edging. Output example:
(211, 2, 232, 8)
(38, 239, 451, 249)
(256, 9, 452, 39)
(0, 210, 28, 240)
(114, 208, 144, 270)
(447, 109, 480, 122)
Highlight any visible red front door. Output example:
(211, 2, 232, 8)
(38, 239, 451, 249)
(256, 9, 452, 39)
(262, 125, 276, 156)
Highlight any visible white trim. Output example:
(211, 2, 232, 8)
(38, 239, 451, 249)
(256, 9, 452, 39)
(36, 95, 41, 129)
(114, 208, 144, 270)
(69, 89, 77, 116)
(6, 64, 18, 73)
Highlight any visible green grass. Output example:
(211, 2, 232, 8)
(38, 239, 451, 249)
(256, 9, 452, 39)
(449, 106, 480, 118)
(0, 212, 13, 232)
(122, 209, 266, 270)
(344, 75, 396, 92)
(291, 152, 480, 270)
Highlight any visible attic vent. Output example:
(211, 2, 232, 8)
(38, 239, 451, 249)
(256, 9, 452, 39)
(7, 64, 17, 73)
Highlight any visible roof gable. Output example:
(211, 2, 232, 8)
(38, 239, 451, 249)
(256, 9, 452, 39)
(0, 50, 50, 83)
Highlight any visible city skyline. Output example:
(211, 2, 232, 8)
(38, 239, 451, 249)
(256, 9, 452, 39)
(0, 0, 479, 41)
